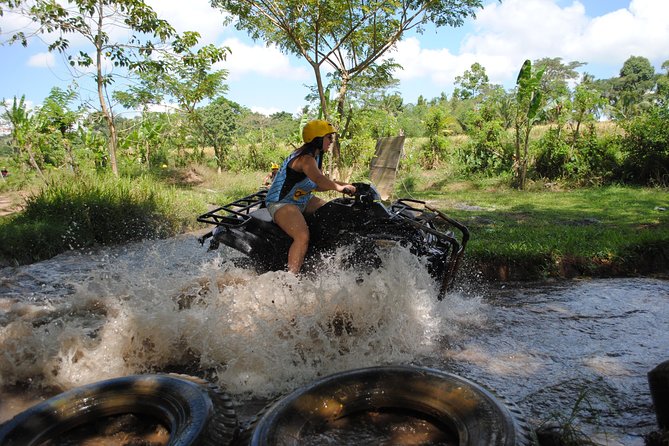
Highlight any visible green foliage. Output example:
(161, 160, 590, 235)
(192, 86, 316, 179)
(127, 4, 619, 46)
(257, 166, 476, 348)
(228, 133, 292, 172)
(339, 134, 376, 173)
(197, 97, 244, 169)
(657, 59, 669, 107)
(0, 136, 12, 157)
(353, 107, 400, 140)
(534, 128, 576, 180)
(610, 55, 657, 118)
(420, 107, 452, 168)
(453, 62, 489, 101)
(72, 127, 109, 171)
(573, 128, 622, 185)
(533, 57, 586, 116)
(619, 106, 669, 185)
(533, 125, 622, 185)
(0, 173, 202, 265)
(460, 118, 512, 175)
(397, 103, 428, 137)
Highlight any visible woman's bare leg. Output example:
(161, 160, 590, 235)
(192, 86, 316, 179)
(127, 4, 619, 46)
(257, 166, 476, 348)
(304, 195, 326, 215)
(273, 204, 310, 273)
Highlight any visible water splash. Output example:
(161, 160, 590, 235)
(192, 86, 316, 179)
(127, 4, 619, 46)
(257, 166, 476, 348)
(0, 235, 484, 397)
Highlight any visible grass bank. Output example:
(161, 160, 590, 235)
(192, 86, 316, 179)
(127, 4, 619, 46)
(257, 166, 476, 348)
(1, 167, 667, 283)
(401, 172, 669, 281)
(0, 167, 269, 266)
(0, 171, 202, 265)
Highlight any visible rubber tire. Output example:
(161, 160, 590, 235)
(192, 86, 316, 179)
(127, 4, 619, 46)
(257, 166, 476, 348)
(0, 373, 238, 446)
(248, 365, 530, 446)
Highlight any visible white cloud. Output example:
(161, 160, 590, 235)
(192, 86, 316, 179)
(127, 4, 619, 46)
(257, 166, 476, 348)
(27, 52, 55, 68)
(386, 38, 475, 86)
(217, 38, 310, 81)
(146, 0, 228, 45)
(578, 0, 669, 63)
(250, 106, 281, 116)
(390, 0, 669, 88)
(0, 6, 46, 39)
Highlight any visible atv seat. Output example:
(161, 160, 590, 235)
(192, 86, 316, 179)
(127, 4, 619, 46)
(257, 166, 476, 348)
(246, 208, 288, 240)
(250, 207, 272, 223)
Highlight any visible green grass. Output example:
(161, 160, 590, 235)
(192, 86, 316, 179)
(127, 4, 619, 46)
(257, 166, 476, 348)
(404, 174, 669, 279)
(0, 166, 271, 266)
(0, 171, 208, 265)
(1, 165, 668, 281)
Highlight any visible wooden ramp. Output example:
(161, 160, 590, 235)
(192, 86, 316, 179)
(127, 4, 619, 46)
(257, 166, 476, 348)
(369, 136, 405, 200)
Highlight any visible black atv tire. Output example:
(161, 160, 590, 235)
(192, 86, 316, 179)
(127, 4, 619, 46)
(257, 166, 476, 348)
(247, 365, 530, 446)
(0, 373, 238, 446)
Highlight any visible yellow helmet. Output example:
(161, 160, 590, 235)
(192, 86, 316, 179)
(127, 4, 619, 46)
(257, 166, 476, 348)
(302, 120, 336, 143)
(271, 163, 279, 170)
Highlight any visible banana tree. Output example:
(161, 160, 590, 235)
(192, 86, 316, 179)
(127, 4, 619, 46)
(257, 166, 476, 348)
(2, 96, 46, 181)
(514, 59, 545, 189)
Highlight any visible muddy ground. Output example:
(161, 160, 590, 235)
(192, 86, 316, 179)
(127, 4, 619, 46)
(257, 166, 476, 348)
(0, 192, 24, 217)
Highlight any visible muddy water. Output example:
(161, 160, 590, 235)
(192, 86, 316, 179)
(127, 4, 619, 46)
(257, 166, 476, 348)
(0, 234, 667, 445)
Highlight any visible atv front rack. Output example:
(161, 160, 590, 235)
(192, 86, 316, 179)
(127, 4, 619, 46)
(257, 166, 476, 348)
(197, 189, 267, 228)
(389, 199, 470, 294)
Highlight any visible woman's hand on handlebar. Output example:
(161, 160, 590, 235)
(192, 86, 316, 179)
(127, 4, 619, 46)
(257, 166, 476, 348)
(339, 184, 356, 196)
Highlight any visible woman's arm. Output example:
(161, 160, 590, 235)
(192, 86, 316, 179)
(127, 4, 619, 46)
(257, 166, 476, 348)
(296, 155, 354, 194)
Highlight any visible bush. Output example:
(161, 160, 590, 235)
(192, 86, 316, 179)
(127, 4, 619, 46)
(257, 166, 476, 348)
(534, 128, 574, 180)
(534, 126, 623, 185)
(619, 107, 669, 185)
(0, 173, 201, 265)
(574, 128, 622, 185)
(459, 119, 512, 175)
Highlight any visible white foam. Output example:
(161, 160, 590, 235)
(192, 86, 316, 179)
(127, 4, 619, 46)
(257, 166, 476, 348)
(0, 236, 485, 397)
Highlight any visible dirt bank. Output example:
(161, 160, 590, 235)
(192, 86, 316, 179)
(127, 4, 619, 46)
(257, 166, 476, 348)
(0, 192, 25, 217)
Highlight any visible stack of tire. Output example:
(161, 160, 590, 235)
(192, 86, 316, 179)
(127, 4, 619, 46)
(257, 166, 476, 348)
(0, 366, 530, 445)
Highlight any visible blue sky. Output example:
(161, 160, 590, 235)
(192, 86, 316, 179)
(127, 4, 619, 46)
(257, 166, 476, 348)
(1, 0, 668, 116)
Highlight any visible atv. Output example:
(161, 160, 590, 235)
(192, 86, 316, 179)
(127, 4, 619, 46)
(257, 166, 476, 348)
(197, 183, 469, 298)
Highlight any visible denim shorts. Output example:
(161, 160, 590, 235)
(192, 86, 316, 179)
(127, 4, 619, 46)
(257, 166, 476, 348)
(267, 201, 307, 219)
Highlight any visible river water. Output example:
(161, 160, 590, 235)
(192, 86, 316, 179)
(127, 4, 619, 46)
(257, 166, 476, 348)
(0, 234, 667, 445)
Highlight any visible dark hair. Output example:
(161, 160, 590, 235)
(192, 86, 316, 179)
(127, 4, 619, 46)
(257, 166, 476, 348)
(295, 136, 324, 169)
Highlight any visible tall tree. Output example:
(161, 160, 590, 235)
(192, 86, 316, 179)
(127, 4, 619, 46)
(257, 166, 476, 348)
(453, 62, 490, 101)
(533, 57, 585, 101)
(210, 0, 485, 163)
(115, 36, 229, 167)
(657, 59, 669, 107)
(611, 55, 656, 118)
(0, 0, 223, 176)
(197, 96, 245, 172)
(36, 87, 81, 172)
(570, 76, 605, 142)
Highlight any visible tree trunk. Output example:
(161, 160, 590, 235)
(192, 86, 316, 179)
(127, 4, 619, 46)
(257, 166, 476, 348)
(513, 120, 522, 188)
(312, 63, 329, 121)
(25, 141, 46, 183)
(64, 140, 79, 175)
(96, 4, 119, 176)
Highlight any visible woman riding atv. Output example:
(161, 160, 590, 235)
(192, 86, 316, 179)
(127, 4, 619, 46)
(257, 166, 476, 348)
(265, 120, 356, 273)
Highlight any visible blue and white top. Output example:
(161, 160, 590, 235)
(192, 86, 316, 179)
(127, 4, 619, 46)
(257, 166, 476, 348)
(265, 151, 322, 207)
